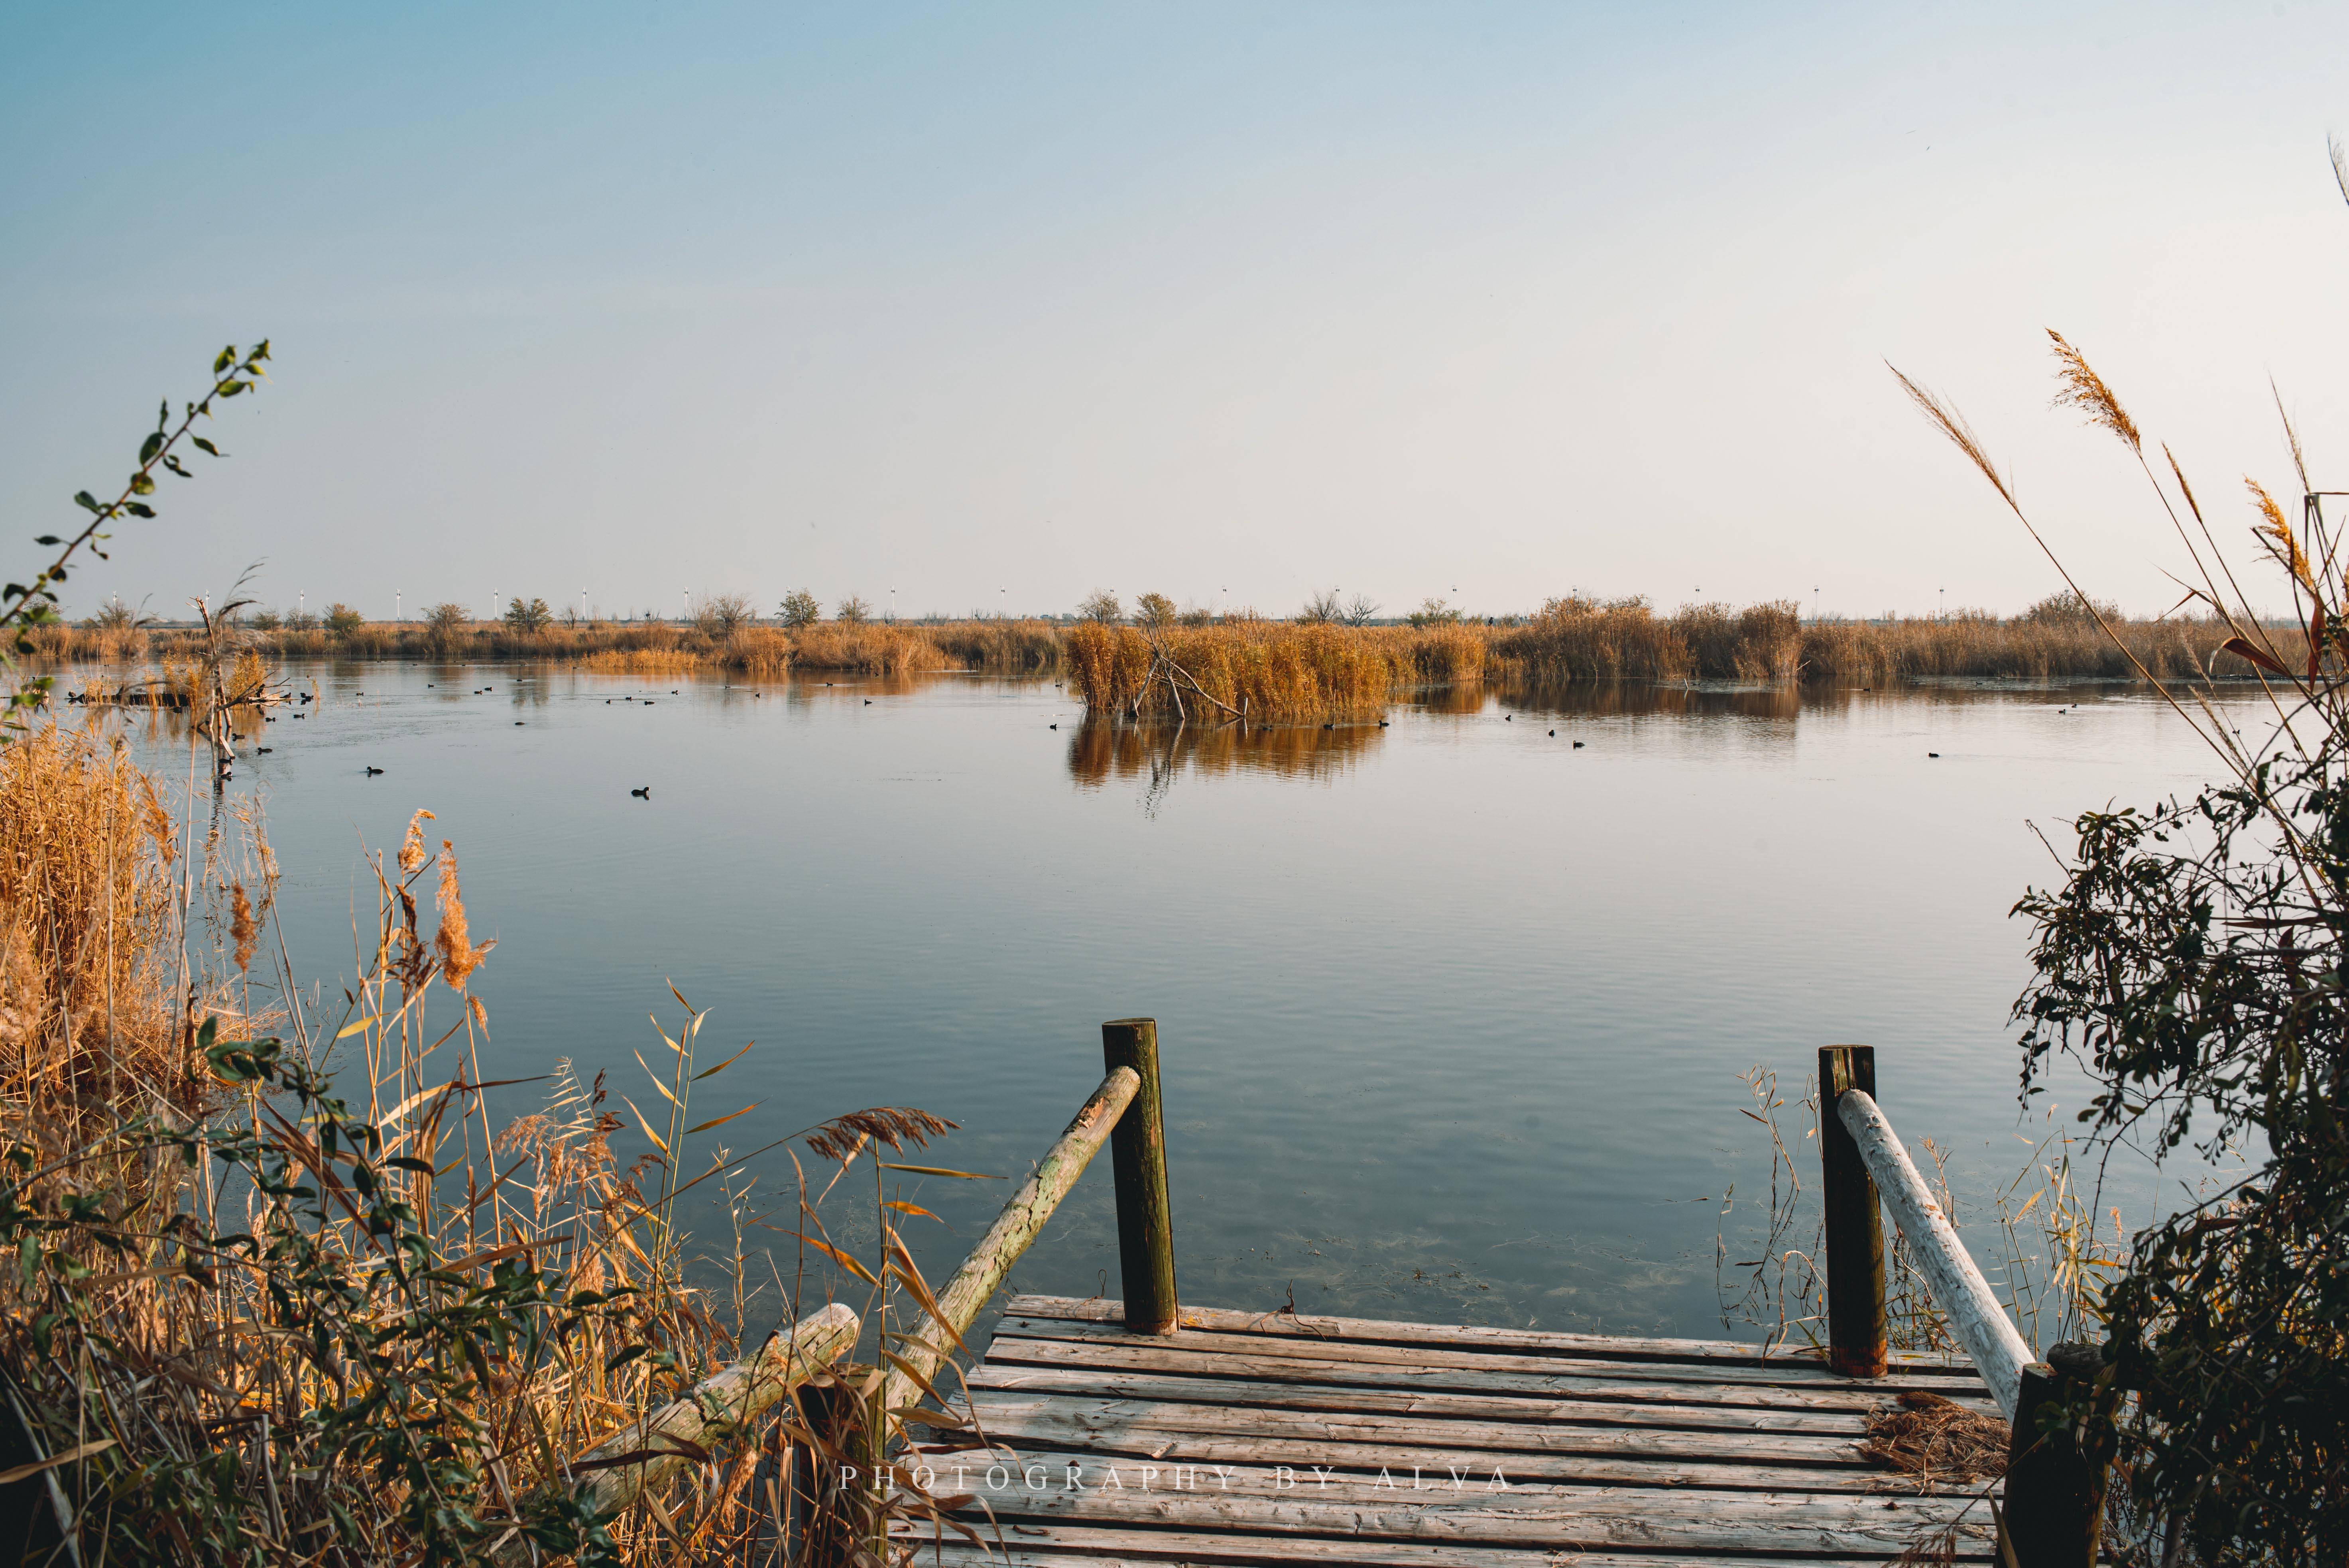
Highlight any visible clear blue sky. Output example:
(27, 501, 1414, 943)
(7, 2, 2347, 622)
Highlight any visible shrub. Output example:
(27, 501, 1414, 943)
(504, 596, 554, 632)
(835, 595, 870, 624)
(778, 589, 821, 628)
(325, 601, 364, 634)
(693, 592, 755, 637)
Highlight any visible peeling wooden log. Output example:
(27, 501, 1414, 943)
(1836, 1088, 2030, 1419)
(526, 1300, 859, 1552)
(882, 1067, 1140, 1410)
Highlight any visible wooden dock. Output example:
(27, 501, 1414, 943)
(901, 1293, 1999, 1567)
(594, 1030, 2093, 1568)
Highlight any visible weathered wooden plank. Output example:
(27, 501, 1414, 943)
(990, 1318, 1988, 1396)
(890, 1524, 1989, 1568)
(975, 1337, 1998, 1417)
(950, 1391, 1880, 1468)
(913, 1447, 1994, 1558)
(934, 1411, 1886, 1495)
(962, 1363, 1883, 1437)
(1003, 1295, 1977, 1373)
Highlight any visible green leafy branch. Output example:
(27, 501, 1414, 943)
(5, 340, 270, 736)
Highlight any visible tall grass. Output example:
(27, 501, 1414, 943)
(0, 724, 975, 1564)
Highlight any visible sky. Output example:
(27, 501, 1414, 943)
(6, 1, 2349, 624)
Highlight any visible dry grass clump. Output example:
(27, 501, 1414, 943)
(1860, 1391, 2011, 1488)
(786, 621, 940, 675)
(930, 618, 1066, 673)
(581, 646, 708, 674)
(1798, 614, 2237, 685)
(0, 723, 191, 1128)
(1068, 622, 1396, 720)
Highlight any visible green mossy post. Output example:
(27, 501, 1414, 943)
(1103, 1017, 1179, 1335)
(1999, 1344, 2109, 1568)
(1818, 1044, 1887, 1378)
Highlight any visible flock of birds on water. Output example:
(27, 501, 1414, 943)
(217, 676, 2029, 782)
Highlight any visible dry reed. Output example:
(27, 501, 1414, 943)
(0, 725, 978, 1564)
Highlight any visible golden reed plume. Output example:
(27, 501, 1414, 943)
(2046, 330, 2141, 453)
(1889, 364, 2017, 512)
(433, 838, 488, 990)
(2246, 478, 2316, 593)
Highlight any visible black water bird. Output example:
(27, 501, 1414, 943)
(365, 766, 384, 775)
(1573, 740, 1585, 749)
(864, 699, 872, 705)
(258, 747, 272, 754)
(1504, 714, 1512, 721)
(1928, 752, 1941, 758)
(514, 721, 524, 726)
(1548, 729, 1555, 736)
(1322, 722, 1335, 730)
(1049, 723, 1058, 730)
(1378, 720, 1389, 727)
(645, 700, 655, 705)
(631, 786, 650, 798)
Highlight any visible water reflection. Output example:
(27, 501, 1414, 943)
(1066, 715, 1387, 793)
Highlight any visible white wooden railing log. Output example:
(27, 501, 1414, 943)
(1835, 1089, 2031, 1420)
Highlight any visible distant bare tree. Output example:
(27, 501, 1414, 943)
(1342, 592, 1379, 626)
(1078, 589, 1122, 624)
(694, 592, 755, 637)
(1297, 588, 1343, 624)
(836, 595, 871, 624)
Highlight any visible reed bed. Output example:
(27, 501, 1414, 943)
(0, 723, 977, 1565)
(30, 619, 955, 676)
(31, 604, 2284, 693)
(0, 724, 191, 1129)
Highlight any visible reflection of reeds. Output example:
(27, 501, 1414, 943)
(1065, 712, 1385, 787)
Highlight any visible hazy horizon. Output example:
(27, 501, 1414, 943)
(9, 2, 2348, 626)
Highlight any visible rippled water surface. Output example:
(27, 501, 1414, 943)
(110, 663, 2247, 1343)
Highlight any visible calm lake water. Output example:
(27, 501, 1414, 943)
(104, 662, 2245, 1347)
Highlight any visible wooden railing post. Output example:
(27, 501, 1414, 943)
(1102, 1017, 1178, 1335)
(1818, 1045, 1887, 1377)
(1999, 1342, 2109, 1568)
